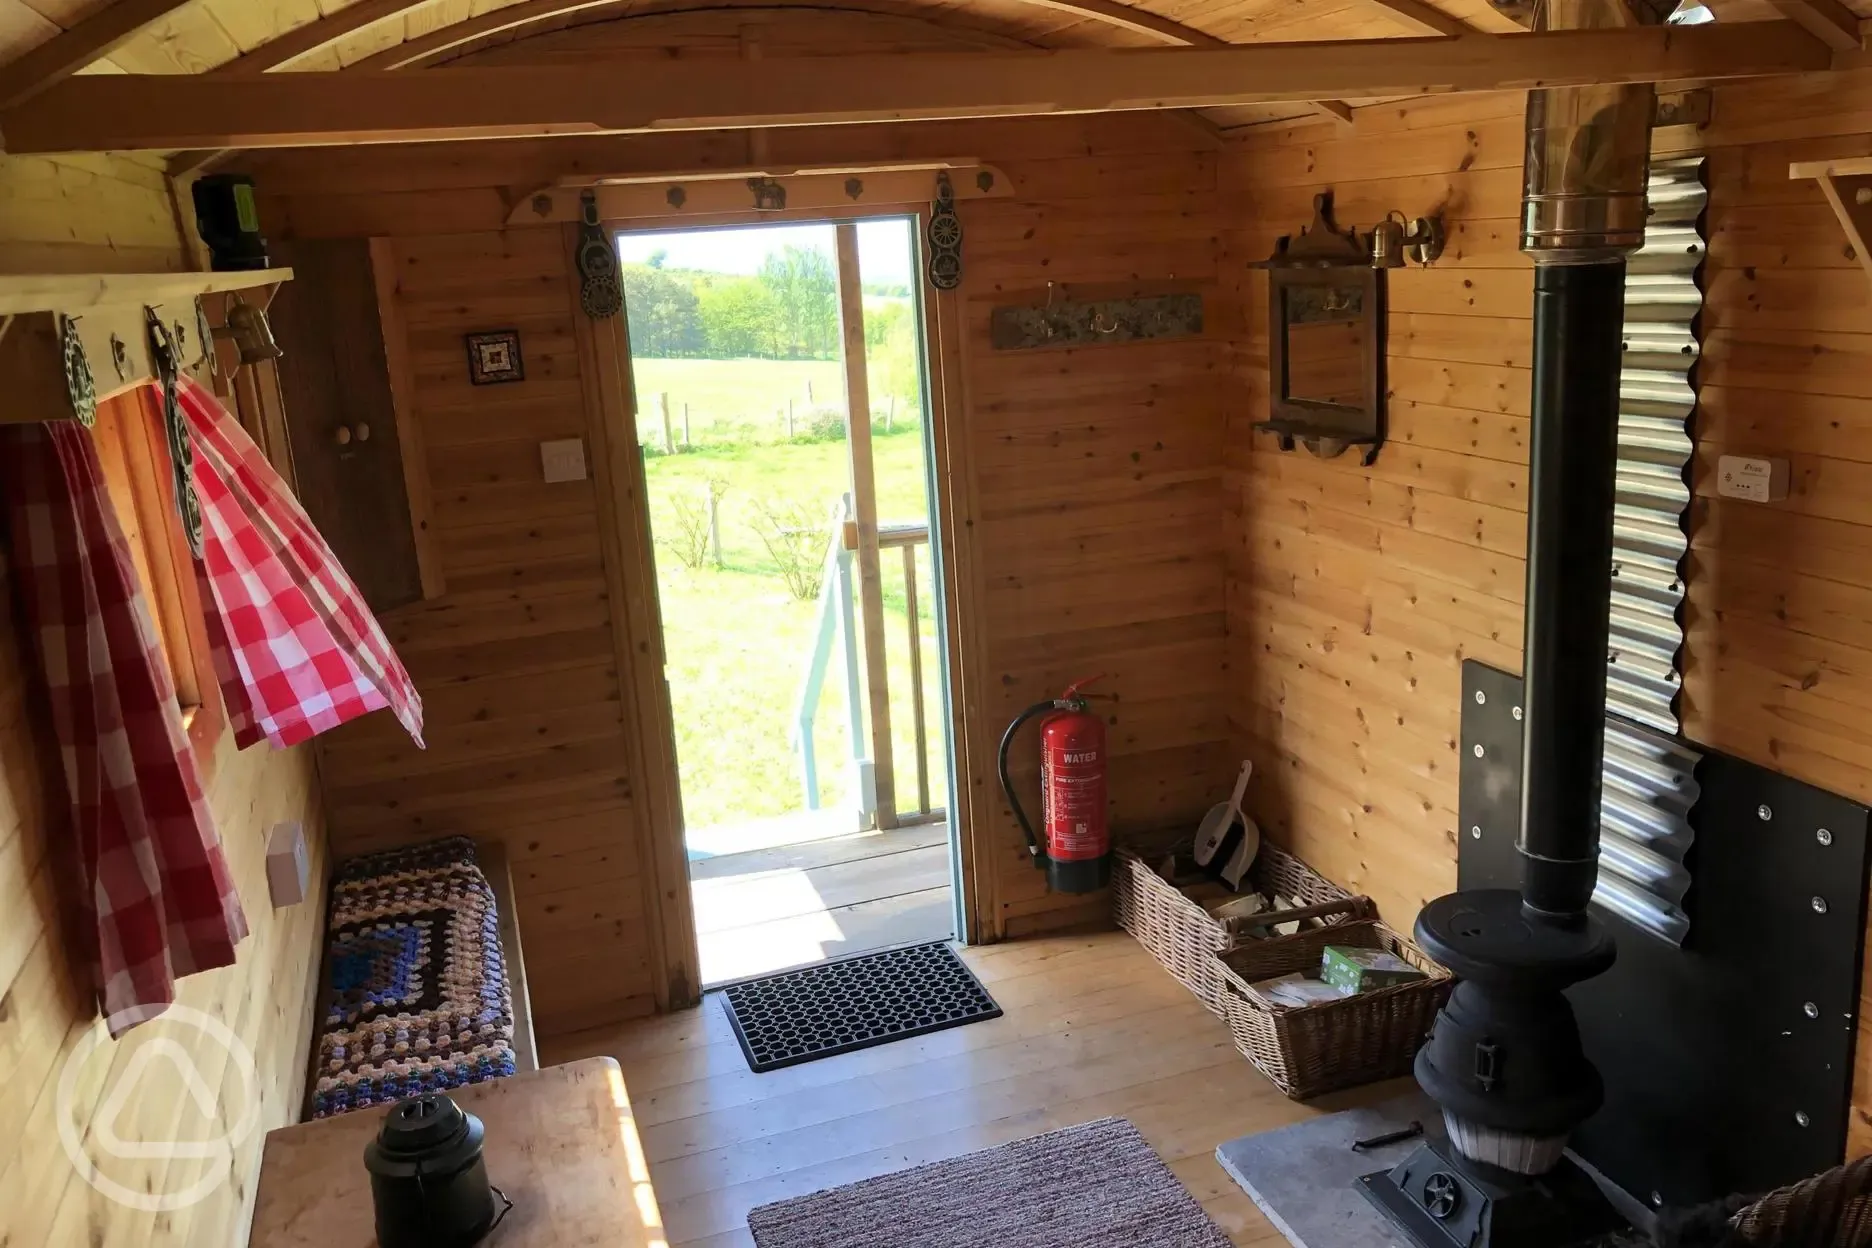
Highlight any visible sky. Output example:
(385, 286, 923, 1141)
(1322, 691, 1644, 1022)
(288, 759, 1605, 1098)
(616, 218, 916, 287)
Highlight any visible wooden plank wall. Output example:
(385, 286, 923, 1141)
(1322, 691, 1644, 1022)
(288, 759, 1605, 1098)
(0, 152, 189, 275)
(1220, 68, 1872, 1159)
(246, 10, 1233, 982)
(1220, 89, 1532, 930)
(958, 151, 1230, 937)
(0, 153, 329, 1248)
(311, 224, 664, 1035)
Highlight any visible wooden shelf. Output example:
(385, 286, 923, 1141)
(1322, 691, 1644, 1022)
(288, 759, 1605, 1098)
(1790, 159, 1872, 293)
(0, 267, 293, 317)
(1790, 157, 1872, 180)
(0, 267, 294, 425)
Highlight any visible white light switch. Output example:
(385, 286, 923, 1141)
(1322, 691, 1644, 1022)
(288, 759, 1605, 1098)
(1715, 454, 1788, 503)
(541, 438, 588, 483)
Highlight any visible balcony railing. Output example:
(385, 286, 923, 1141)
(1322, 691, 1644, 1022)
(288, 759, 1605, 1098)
(791, 495, 943, 827)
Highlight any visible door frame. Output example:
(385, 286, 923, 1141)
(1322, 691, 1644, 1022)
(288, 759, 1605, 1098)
(578, 203, 999, 1010)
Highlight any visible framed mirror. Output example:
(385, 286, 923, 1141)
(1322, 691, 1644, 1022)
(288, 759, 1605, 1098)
(1254, 192, 1386, 465)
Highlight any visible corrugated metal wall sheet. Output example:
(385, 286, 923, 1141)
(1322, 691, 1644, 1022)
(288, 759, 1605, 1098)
(1595, 152, 1705, 945)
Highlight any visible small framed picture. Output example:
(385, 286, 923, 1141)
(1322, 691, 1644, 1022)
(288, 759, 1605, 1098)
(465, 330, 524, 385)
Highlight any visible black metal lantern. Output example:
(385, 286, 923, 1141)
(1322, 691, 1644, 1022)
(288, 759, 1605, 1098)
(364, 1093, 499, 1248)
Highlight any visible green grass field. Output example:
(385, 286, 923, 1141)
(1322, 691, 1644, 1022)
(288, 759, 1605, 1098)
(633, 354, 921, 454)
(637, 358, 943, 832)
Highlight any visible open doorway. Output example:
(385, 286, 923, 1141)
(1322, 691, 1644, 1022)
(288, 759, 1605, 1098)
(618, 218, 955, 987)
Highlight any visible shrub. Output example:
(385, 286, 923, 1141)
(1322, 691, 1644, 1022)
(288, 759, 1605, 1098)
(751, 496, 832, 600)
(797, 406, 849, 443)
(661, 479, 727, 570)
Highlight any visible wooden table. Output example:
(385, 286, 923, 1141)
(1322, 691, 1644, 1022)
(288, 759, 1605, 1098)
(249, 1058, 665, 1247)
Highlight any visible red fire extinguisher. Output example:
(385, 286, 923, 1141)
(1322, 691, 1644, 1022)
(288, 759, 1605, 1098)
(998, 677, 1110, 894)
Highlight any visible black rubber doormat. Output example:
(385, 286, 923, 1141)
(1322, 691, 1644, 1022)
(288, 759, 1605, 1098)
(720, 941, 1002, 1073)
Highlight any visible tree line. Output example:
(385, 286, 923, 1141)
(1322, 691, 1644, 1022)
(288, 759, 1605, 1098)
(624, 246, 840, 360)
(624, 246, 915, 362)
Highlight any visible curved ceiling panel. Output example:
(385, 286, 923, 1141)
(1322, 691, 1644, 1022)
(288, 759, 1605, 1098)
(0, 0, 1494, 91)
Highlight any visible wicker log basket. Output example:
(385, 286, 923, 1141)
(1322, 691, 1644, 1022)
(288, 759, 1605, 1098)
(1111, 840, 1372, 1016)
(1214, 919, 1451, 1101)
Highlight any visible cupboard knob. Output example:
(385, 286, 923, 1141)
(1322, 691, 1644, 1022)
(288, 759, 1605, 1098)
(335, 426, 353, 446)
(354, 422, 371, 442)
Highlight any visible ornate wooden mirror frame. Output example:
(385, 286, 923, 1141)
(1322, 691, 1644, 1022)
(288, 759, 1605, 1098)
(1254, 191, 1386, 465)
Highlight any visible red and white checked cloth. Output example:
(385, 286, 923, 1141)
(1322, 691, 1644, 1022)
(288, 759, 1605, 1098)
(179, 377, 424, 751)
(0, 421, 247, 1034)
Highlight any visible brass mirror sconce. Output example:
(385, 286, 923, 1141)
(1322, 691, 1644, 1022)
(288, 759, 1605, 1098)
(1368, 211, 1446, 270)
(1254, 191, 1445, 466)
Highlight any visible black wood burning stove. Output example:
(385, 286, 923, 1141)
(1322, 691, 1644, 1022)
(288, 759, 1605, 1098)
(1358, 3, 1658, 1243)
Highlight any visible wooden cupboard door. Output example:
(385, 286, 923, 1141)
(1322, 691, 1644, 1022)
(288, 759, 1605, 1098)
(269, 236, 428, 613)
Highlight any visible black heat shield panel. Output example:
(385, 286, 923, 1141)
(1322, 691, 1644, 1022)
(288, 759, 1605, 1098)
(1458, 659, 1870, 1207)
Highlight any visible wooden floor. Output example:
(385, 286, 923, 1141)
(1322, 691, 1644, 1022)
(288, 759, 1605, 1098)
(541, 929, 1389, 1247)
(689, 823, 954, 986)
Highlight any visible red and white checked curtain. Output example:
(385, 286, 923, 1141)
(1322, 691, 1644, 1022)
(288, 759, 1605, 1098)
(0, 422, 247, 1034)
(0, 381, 423, 1031)
(179, 377, 424, 751)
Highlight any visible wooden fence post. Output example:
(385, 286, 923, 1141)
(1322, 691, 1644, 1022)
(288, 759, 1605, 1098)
(682, 402, 691, 447)
(707, 481, 723, 567)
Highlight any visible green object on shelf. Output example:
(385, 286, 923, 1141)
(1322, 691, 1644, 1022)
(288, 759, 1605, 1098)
(1320, 944, 1427, 995)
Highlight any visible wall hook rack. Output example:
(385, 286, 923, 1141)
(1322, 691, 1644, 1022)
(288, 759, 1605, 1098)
(0, 268, 293, 427)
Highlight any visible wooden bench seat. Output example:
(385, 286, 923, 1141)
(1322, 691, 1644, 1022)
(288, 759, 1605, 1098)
(476, 838, 538, 1073)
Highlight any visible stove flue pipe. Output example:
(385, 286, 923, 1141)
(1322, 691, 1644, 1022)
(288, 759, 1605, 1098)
(1516, 1, 1655, 922)
(1389, 3, 1658, 1198)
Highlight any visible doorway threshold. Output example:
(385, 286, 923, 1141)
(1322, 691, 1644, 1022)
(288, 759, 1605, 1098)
(686, 806, 868, 862)
(692, 820, 953, 987)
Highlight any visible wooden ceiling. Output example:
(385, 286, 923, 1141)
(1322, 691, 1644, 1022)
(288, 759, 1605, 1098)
(0, 0, 1530, 137)
(0, 0, 1519, 75)
(0, 0, 1852, 145)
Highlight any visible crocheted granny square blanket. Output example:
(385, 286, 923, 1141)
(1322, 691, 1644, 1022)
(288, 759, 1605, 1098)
(313, 836, 517, 1118)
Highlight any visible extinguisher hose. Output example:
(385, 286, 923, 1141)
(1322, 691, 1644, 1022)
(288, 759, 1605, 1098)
(998, 700, 1070, 866)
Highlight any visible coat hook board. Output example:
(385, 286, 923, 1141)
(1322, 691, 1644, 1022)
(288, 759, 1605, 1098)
(0, 268, 293, 427)
(989, 285, 1204, 351)
(510, 159, 1013, 225)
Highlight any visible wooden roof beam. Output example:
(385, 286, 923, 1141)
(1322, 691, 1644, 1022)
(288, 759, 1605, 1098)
(1766, 0, 1861, 49)
(353, 0, 1360, 129)
(214, 0, 430, 73)
(1007, 0, 1361, 136)
(1358, 0, 1475, 38)
(0, 0, 197, 109)
(351, 0, 628, 69)
(1, 23, 1828, 153)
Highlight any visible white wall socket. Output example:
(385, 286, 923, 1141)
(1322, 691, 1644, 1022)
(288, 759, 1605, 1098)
(1715, 454, 1789, 503)
(266, 821, 310, 908)
(540, 438, 589, 483)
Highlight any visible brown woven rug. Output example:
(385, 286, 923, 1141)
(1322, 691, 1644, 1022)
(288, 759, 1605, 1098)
(746, 1117, 1233, 1247)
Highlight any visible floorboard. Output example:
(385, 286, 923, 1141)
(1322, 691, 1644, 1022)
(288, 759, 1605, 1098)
(690, 827, 956, 986)
(542, 929, 1391, 1246)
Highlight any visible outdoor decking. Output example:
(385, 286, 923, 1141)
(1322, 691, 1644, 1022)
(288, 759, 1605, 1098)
(690, 822, 954, 986)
